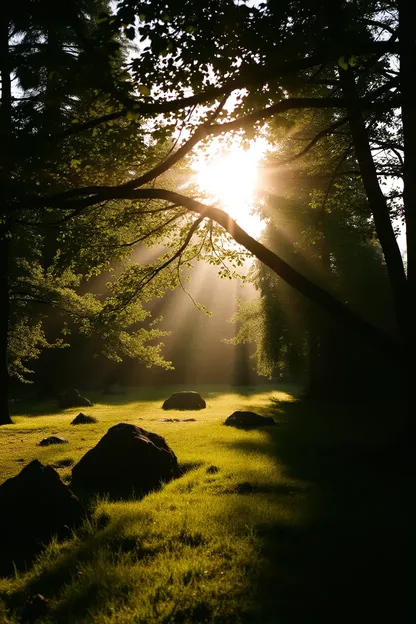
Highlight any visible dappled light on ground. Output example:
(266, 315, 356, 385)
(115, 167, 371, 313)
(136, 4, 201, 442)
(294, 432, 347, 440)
(2, 385, 297, 481)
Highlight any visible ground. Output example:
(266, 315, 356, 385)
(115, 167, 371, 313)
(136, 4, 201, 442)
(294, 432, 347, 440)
(0, 384, 413, 623)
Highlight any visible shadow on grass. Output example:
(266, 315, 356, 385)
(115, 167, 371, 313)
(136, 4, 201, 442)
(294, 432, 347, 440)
(6, 392, 411, 622)
(230, 397, 415, 623)
(4, 510, 150, 623)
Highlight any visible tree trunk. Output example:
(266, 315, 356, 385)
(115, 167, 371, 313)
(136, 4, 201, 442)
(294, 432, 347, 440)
(0, 229, 12, 425)
(41, 24, 63, 268)
(0, 11, 13, 424)
(398, 0, 416, 442)
(323, 0, 411, 442)
(335, 68, 408, 335)
(129, 188, 404, 360)
(233, 340, 252, 386)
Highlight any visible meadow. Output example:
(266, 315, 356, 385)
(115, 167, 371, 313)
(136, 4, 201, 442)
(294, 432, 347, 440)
(0, 384, 412, 623)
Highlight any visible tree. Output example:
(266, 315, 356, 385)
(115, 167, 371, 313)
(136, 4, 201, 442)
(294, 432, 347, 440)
(232, 188, 396, 395)
(2, 1, 414, 440)
(0, 0, 186, 424)
(230, 96, 398, 397)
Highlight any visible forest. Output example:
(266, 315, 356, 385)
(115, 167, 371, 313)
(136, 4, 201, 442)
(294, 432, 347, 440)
(0, 0, 413, 622)
(1, 0, 412, 422)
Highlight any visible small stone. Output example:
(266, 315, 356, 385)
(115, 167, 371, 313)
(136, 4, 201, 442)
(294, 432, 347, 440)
(71, 413, 98, 425)
(157, 418, 180, 422)
(39, 436, 68, 446)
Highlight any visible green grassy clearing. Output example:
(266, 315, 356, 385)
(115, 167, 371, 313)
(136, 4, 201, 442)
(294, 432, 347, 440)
(0, 384, 413, 623)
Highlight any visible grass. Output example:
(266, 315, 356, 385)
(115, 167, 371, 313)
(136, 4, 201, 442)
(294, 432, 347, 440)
(0, 384, 413, 623)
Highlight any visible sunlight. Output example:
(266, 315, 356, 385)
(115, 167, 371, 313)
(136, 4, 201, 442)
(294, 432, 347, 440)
(193, 140, 266, 237)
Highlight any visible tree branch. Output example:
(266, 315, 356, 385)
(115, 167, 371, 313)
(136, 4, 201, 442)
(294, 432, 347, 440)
(108, 215, 204, 311)
(57, 110, 126, 139)
(359, 18, 397, 36)
(53, 186, 400, 356)
(95, 208, 186, 249)
(35, 93, 401, 211)
(261, 116, 350, 170)
(10, 294, 89, 318)
(54, 40, 399, 141)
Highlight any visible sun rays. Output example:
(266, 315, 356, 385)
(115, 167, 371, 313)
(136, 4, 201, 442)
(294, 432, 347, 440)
(192, 139, 267, 237)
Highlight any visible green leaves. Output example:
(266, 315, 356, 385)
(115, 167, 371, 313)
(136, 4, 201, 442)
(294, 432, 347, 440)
(338, 55, 358, 71)
(138, 84, 151, 96)
(338, 56, 349, 71)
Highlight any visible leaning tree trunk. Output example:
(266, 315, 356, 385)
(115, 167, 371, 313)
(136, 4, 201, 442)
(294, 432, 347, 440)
(0, 10, 13, 425)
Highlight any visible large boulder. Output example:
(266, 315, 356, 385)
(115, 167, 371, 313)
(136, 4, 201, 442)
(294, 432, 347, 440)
(59, 388, 92, 409)
(224, 410, 276, 428)
(0, 460, 84, 575)
(70, 423, 180, 499)
(162, 391, 206, 411)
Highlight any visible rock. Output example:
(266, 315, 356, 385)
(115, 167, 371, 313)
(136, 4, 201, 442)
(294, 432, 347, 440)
(224, 410, 276, 428)
(0, 460, 84, 575)
(39, 436, 68, 446)
(162, 391, 206, 411)
(58, 389, 92, 409)
(71, 413, 98, 425)
(103, 382, 126, 395)
(156, 417, 195, 423)
(70, 423, 180, 499)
